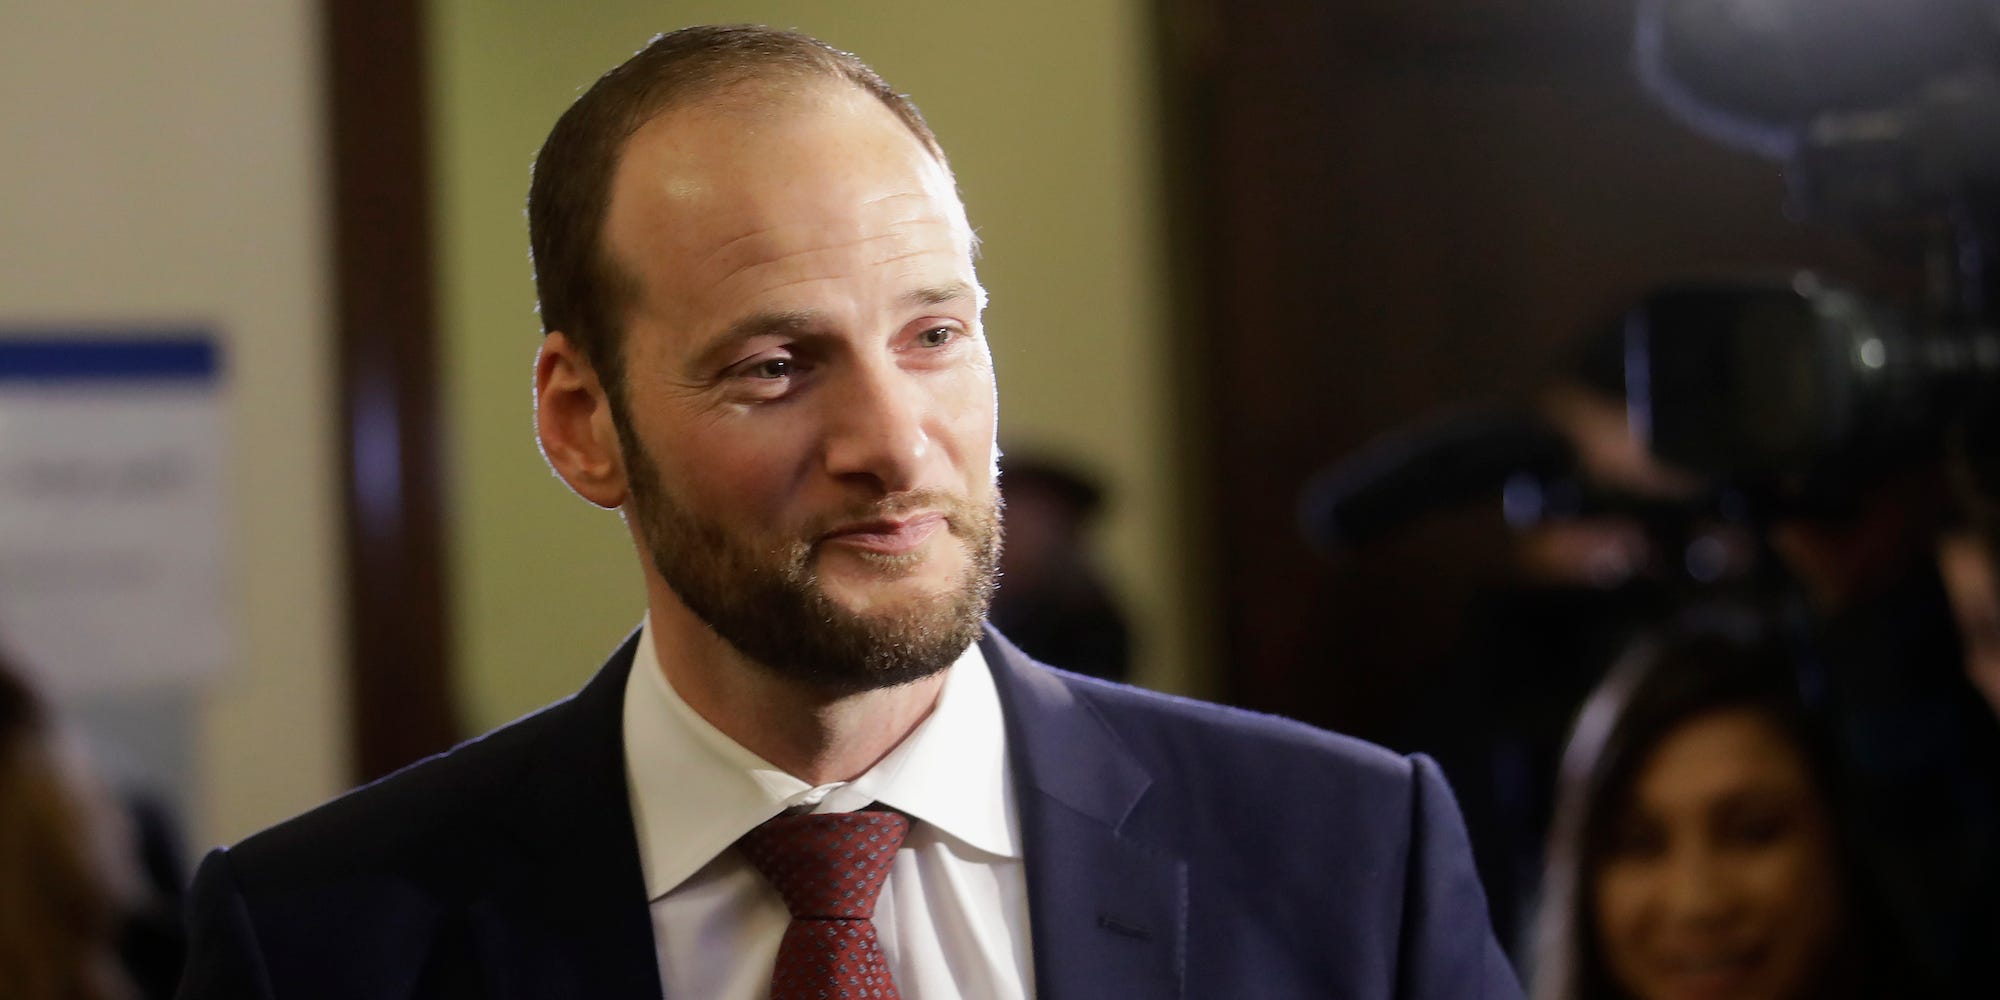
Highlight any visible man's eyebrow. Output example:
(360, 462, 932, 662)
(695, 310, 818, 365)
(903, 281, 979, 308)
(693, 285, 981, 365)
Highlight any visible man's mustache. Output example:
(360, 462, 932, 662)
(806, 490, 993, 539)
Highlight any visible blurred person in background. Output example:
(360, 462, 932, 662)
(988, 454, 1132, 683)
(0, 651, 141, 1000)
(1530, 608, 1921, 1000)
(1419, 323, 1755, 950)
(1757, 466, 2000, 996)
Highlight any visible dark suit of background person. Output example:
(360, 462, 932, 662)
(177, 25, 1521, 1000)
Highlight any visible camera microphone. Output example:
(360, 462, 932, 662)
(1298, 410, 1575, 555)
(1634, 0, 1993, 157)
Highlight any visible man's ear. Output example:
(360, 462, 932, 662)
(535, 332, 629, 509)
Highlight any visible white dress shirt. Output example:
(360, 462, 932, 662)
(621, 622, 1035, 999)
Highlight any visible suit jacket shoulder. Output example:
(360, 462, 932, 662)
(1065, 659, 1413, 788)
(982, 629, 1522, 1000)
(178, 633, 662, 1000)
(230, 688, 567, 881)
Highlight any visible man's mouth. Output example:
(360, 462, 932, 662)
(819, 512, 948, 555)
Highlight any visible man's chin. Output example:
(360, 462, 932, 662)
(757, 601, 981, 697)
(812, 547, 970, 611)
(629, 474, 999, 694)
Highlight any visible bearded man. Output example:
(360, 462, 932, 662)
(177, 25, 1521, 1000)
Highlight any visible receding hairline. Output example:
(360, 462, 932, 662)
(615, 60, 948, 175)
(598, 74, 957, 303)
(597, 75, 971, 323)
(619, 72, 950, 177)
(526, 23, 959, 406)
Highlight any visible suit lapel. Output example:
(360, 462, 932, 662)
(444, 628, 1186, 999)
(983, 630, 1187, 1000)
(468, 632, 664, 1000)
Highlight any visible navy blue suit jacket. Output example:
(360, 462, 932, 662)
(178, 629, 1522, 998)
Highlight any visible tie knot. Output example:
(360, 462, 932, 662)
(738, 810, 911, 920)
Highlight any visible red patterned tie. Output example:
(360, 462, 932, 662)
(738, 809, 912, 1000)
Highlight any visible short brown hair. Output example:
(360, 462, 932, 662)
(527, 24, 945, 397)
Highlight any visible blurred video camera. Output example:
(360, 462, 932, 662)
(1626, 0, 2000, 499)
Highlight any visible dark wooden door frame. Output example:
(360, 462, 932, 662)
(322, 0, 458, 781)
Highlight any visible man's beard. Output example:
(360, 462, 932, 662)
(620, 433, 1001, 695)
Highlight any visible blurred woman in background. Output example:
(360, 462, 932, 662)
(1530, 609, 1916, 1000)
(0, 653, 137, 1000)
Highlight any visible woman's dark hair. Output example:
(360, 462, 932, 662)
(0, 653, 130, 1000)
(1528, 605, 1901, 1000)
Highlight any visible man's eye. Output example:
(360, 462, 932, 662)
(747, 357, 791, 379)
(917, 326, 955, 348)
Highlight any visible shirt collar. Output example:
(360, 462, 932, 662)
(622, 620, 1018, 901)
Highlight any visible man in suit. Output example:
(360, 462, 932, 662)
(179, 25, 1522, 999)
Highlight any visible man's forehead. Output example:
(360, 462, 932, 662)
(612, 80, 957, 219)
(699, 196, 969, 266)
(602, 84, 974, 302)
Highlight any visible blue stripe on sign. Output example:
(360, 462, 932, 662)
(0, 333, 220, 382)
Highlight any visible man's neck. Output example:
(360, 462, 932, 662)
(646, 596, 948, 786)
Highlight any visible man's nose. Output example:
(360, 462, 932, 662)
(821, 361, 932, 493)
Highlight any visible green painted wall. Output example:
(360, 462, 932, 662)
(428, 1, 1208, 728)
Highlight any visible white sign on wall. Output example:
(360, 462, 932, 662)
(0, 333, 232, 695)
